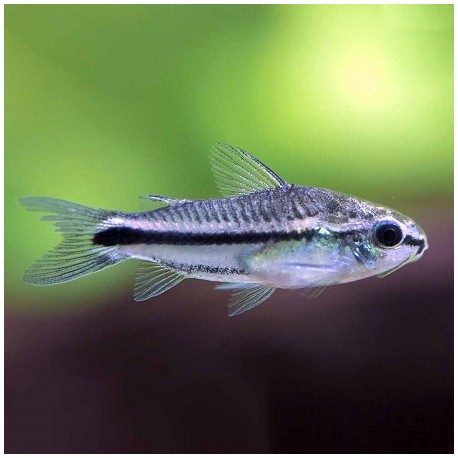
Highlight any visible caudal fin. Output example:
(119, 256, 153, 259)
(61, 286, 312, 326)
(21, 197, 128, 285)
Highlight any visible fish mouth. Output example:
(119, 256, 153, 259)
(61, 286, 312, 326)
(381, 239, 425, 278)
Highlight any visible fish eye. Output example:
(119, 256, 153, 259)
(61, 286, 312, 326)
(374, 221, 403, 248)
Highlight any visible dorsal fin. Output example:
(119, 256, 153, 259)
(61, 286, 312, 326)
(210, 143, 287, 197)
(133, 261, 185, 301)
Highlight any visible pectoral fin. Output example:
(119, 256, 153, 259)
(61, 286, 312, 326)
(350, 242, 377, 270)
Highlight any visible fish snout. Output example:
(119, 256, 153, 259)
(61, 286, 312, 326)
(416, 236, 428, 257)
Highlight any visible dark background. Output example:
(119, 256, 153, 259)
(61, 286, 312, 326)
(5, 210, 453, 453)
(5, 5, 453, 453)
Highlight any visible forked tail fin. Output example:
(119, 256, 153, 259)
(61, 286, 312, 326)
(21, 197, 128, 285)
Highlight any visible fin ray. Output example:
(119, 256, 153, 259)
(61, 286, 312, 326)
(308, 284, 328, 299)
(349, 242, 377, 270)
(225, 284, 276, 317)
(21, 197, 127, 285)
(133, 261, 185, 301)
(210, 143, 287, 196)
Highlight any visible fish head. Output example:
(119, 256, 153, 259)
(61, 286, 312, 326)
(348, 206, 428, 278)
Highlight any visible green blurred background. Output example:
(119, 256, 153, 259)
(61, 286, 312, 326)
(5, 4, 453, 310)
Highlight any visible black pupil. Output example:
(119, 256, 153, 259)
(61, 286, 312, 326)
(375, 223, 403, 247)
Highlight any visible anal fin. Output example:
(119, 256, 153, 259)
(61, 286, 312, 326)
(134, 261, 185, 301)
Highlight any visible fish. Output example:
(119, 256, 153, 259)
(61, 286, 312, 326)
(21, 143, 428, 316)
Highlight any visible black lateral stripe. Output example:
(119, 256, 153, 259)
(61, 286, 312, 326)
(402, 235, 424, 247)
(403, 235, 426, 255)
(93, 226, 316, 246)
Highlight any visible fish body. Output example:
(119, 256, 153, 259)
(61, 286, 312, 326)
(22, 143, 428, 316)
